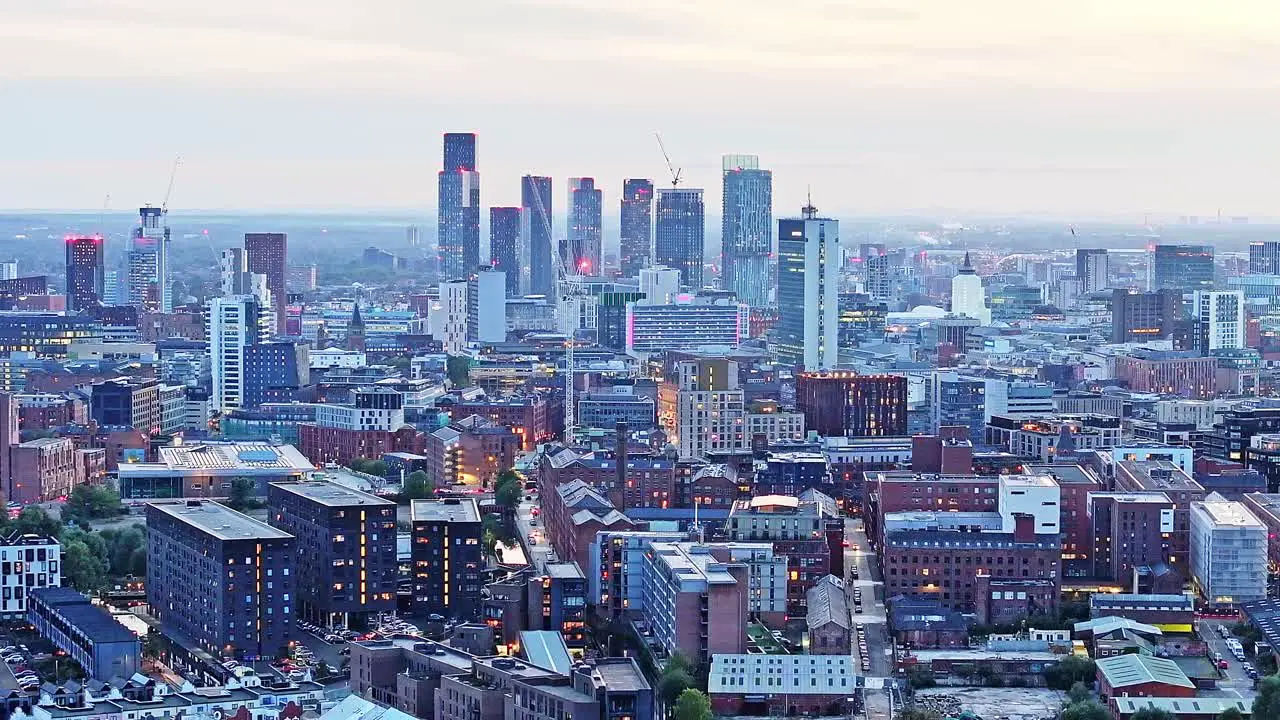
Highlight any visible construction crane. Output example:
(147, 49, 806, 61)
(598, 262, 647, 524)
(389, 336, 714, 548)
(161, 155, 182, 217)
(654, 132, 682, 187)
(526, 181, 584, 442)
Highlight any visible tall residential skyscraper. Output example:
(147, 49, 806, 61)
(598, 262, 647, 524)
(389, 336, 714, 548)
(1152, 244, 1214, 292)
(721, 155, 773, 307)
(776, 204, 838, 371)
(244, 232, 287, 334)
(489, 207, 522, 296)
(64, 235, 104, 313)
(521, 175, 554, 297)
(1250, 241, 1280, 275)
(566, 178, 603, 275)
(437, 132, 481, 281)
(207, 295, 271, 412)
(655, 188, 705, 289)
(1194, 290, 1245, 354)
(1075, 248, 1109, 294)
(950, 253, 991, 325)
(128, 206, 170, 312)
(619, 179, 654, 278)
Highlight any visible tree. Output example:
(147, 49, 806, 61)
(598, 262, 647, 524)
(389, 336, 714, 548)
(348, 458, 370, 474)
(224, 477, 259, 511)
(658, 653, 696, 706)
(363, 460, 388, 478)
(13, 506, 61, 539)
(402, 471, 434, 501)
(495, 480, 522, 513)
(672, 689, 712, 720)
(1045, 655, 1096, 690)
(109, 528, 145, 577)
(62, 540, 107, 592)
(1254, 676, 1280, 720)
(1219, 707, 1246, 720)
(1068, 681, 1093, 705)
(446, 355, 471, 389)
(1131, 709, 1177, 720)
(1061, 701, 1110, 720)
(63, 485, 123, 524)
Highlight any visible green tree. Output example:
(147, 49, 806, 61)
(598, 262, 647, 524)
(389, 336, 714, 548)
(672, 689, 712, 720)
(1045, 656, 1096, 690)
(109, 527, 145, 576)
(225, 477, 259, 511)
(1219, 707, 1246, 720)
(63, 485, 123, 524)
(1130, 709, 1178, 720)
(348, 458, 369, 474)
(1068, 681, 1093, 705)
(363, 460, 388, 478)
(1256, 676, 1280, 720)
(62, 540, 107, 592)
(658, 653, 696, 706)
(495, 480, 522, 513)
(1061, 701, 1110, 720)
(402, 471, 434, 500)
(446, 355, 472, 388)
(13, 506, 61, 539)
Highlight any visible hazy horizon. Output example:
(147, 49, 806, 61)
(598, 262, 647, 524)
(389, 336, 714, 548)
(5, 1, 1280, 217)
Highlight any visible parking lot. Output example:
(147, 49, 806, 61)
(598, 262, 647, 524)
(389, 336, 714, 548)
(0, 622, 84, 694)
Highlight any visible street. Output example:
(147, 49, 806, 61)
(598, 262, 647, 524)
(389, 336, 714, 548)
(1199, 621, 1258, 700)
(516, 489, 555, 567)
(845, 517, 894, 678)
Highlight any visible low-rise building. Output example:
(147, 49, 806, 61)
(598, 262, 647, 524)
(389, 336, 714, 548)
(1095, 654, 1196, 698)
(708, 654, 854, 716)
(806, 575, 851, 655)
(27, 587, 139, 679)
(1088, 594, 1196, 633)
(118, 442, 315, 500)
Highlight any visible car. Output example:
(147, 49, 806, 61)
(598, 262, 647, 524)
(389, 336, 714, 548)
(531, 508, 540, 517)
(222, 660, 239, 669)
(1219, 660, 1230, 670)
(841, 540, 850, 548)
(529, 519, 538, 527)
(5, 656, 23, 665)
(854, 606, 863, 613)
(14, 675, 37, 683)
(288, 670, 307, 681)
(850, 569, 859, 579)
(0, 646, 16, 654)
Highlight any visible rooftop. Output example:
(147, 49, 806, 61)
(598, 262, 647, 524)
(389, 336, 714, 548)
(270, 480, 394, 508)
(806, 575, 850, 630)
(1096, 653, 1195, 690)
(1193, 499, 1265, 529)
(584, 658, 650, 692)
(1090, 594, 1195, 612)
(1025, 464, 1100, 486)
(708, 654, 854, 696)
(1111, 698, 1251, 717)
(29, 588, 138, 644)
(518, 631, 572, 676)
(411, 497, 481, 523)
(146, 500, 294, 541)
(122, 442, 315, 476)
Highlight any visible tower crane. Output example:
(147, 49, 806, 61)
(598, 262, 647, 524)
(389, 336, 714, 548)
(527, 182, 584, 442)
(161, 155, 182, 218)
(654, 132, 682, 187)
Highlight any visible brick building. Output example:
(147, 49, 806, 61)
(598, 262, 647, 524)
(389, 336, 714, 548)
(446, 393, 558, 451)
(1089, 492, 1176, 583)
(1027, 464, 1102, 577)
(642, 542, 749, 666)
(1113, 460, 1206, 568)
(423, 414, 521, 489)
(726, 494, 840, 612)
(538, 479, 639, 572)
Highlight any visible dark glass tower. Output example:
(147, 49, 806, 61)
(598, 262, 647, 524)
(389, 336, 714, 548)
(721, 155, 773, 307)
(619, 179, 654, 277)
(1152, 244, 1213, 292)
(65, 235, 104, 313)
(244, 232, 288, 334)
(438, 132, 481, 281)
(1250, 241, 1280, 275)
(489, 206, 522, 296)
(522, 175, 554, 297)
(654, 187, 705, 289)
(567, 178, 603, 274)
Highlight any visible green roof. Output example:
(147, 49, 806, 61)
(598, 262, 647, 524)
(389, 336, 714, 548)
(1112, 697, 1249, 717)
(1097, 654, 1195, 690)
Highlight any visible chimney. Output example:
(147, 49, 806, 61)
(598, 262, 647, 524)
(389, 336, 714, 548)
(616, 421, 628, 508)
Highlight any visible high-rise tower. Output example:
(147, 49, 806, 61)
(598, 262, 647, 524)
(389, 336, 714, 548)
(619, 179, 654, 277)
(489, 207, 522, 296)
(244, 232, 287, 334)
(567, 178, 603, 275)
(654, 188, 705, 289)
(776, 202, 838, 371)
(950, 253, 991, 325)
(438, 132, 481, 281)
(522, 175, 554, 297)
(721, 155, 773, 307)
(64, 235, 104, 313)
(128, 206, 170, 312)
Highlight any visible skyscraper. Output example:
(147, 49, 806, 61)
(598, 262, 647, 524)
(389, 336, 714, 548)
(950, 253, 991, 325)
(489, 207, 522, 296)
(721, 155, 773, 307)
(654, 188, 705, 289)
(64, 235, 104, 313)
(207, 295, 271, 412)
(619, 179, 654, 277)
(1111, 289, 1183, 344)
(776, 204, 839, 371)
(1194, 291, 1245, 354)
(1250, 241, 1280, 275)
(128, 206, 170, 312)
(1152, 244, 1214, 292)
(522, 175, 554, 297)
(437, 132, 481, 281)
(1075, 248, 1109, 294)
(244, 232, 287, 334)
(567, 177, 603, 275)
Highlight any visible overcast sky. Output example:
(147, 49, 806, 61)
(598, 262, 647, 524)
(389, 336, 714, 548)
(4, 0, 1280, 218)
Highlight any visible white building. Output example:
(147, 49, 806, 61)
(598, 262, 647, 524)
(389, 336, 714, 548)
(1190, 498, 1266, 606)
(998, 474, 1060, 535)
(434, 281, 468, 354)
(984, 379, 1056, 421)
(626, 300, 749, 354)
(776, 206, 839, 370)
(1194, 291, 1245, 353)
(950, 253, 991, 325)
(467, 270, 506, 344)
(0, 261, 17, 281)
(207, 295, 271, 412)
(0, 534, 60, 619)
(662, 357, 746, 460)
(639, 266, 681, 305)
(310, 348, 367, 369)
(745, 407, 806, 445)
(1155, 399, 1216, 429)
(314, 388, 405, 431)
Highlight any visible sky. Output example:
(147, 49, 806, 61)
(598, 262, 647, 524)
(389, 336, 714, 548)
(4, 0, 1280, 218)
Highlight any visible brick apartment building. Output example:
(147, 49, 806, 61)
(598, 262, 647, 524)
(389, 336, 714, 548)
(1089, 492, 1176, 584)
(539, 479, 639, 572)
(1113, 460, 1205, 567)
(726, 494, 840, 612)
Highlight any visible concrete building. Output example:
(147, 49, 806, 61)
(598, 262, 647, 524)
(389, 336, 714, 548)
(1190, 498, 1267, 606)
(721, 155, 773, 308)
(726, 494, 840, 611)
(642, 542, 749, 665)
(930, 372, 986, 440)
(983, 379, 1056, 420)
(1111, 289, 1183, 344)
(625, 300, 749, 354)
(0, 533, 60, 619)
(208, 295, 271, 412)
(708, 654, 854, 717)
(654, 187, 706, 289)
(950, 253, 991, 325)
(1194, 290, 1246, 354)
(638, 266, 680, 306)
(435, 280, 468, 354)
(410, 498, 483, 620)
(267, 480, 398, 627)
(117, 441, 314, 500)
(776, 206, 839, 370)
(467, 269, 506, 343)
(1114, 351, 1216, 399)
(146, 500, 295, 660)
(1114, 461, 1206, 568)
(27, 587, 138, 680)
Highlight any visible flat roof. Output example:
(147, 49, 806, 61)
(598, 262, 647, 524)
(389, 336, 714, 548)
(270, 480, 394, 508)
(709, 654, 854, 696)
(410, 498, 480, 523)
(912, 649, 1060, 662)
(1194, 500, 1265, 529)
(586, 659, 650, 692)
(29, 588, 138, 644)
(1112, 698, 1251, 717)
(1026, 464, 1099, 486)
(147, 500, 294, 541)
(121, 443, 315, 476)
(1090, 593, 1195, 611)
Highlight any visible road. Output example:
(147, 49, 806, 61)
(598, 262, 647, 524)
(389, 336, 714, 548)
(846, 517, 894, 678)
(516, 489, 555, 567)
(1199, 621, 1258, 700)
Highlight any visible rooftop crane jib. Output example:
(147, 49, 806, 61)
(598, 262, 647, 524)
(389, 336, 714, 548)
(654, 132, 682, 187)
(527, 179, 582, 442)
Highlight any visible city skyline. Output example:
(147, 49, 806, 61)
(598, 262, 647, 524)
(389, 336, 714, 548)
(4, 1, 1280, 216)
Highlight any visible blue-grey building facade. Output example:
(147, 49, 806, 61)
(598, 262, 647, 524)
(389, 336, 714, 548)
(522, 175, 554, 297)
(29, 587, 140, 680)
(619, 179, 654, 278)
(721, 155, 773, 308)
(438, 132, 481, 281)
(655, 187, 706, 289)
